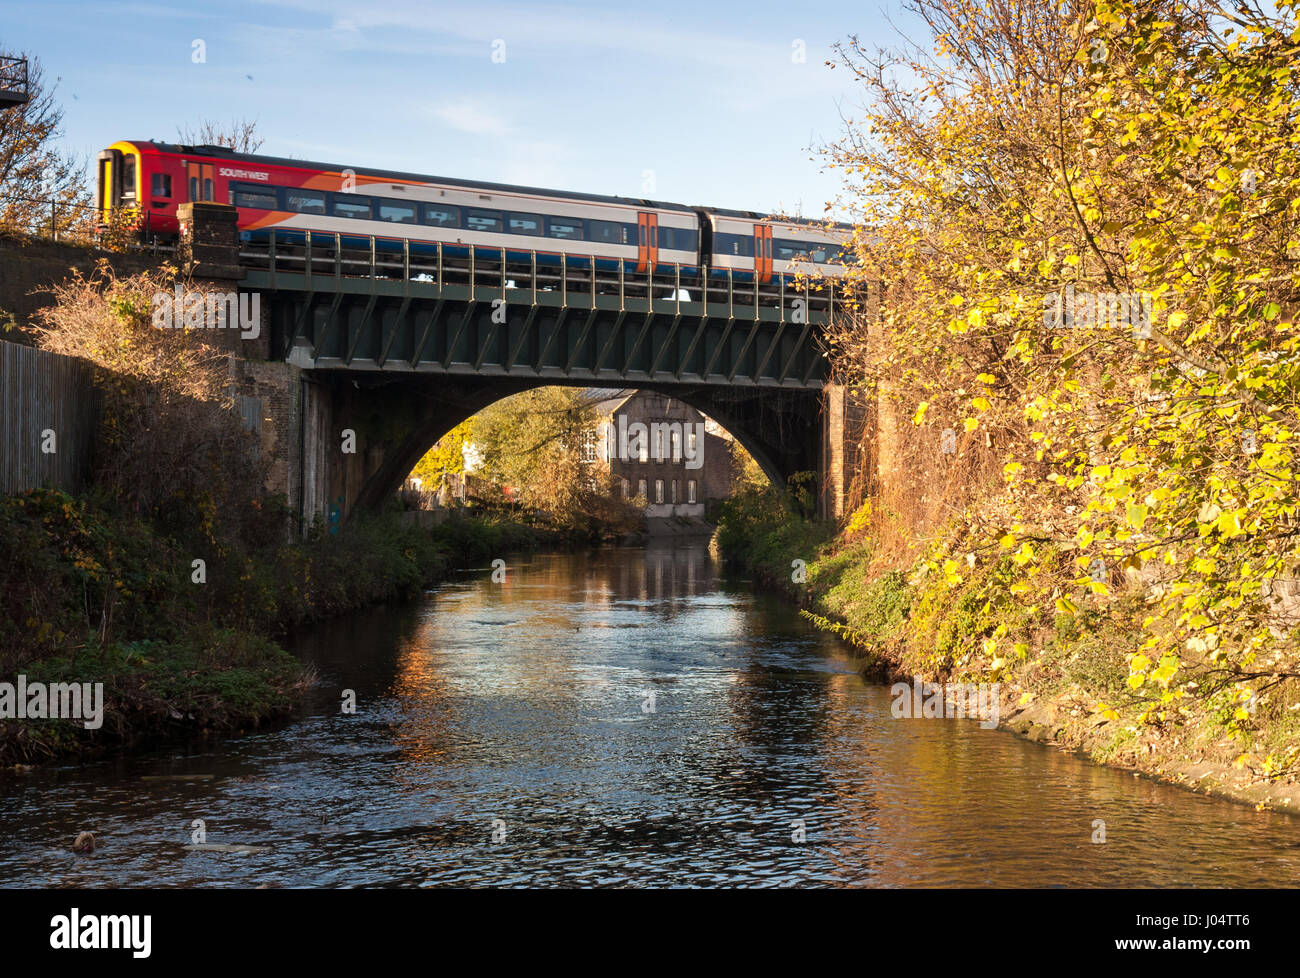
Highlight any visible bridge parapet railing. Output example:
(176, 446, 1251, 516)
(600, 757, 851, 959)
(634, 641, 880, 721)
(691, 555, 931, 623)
(0, 57, 29, 108)
(238, 230, 837, 321)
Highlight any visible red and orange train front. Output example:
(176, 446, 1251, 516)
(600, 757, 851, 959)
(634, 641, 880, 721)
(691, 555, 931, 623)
(97, 139, 350, 237)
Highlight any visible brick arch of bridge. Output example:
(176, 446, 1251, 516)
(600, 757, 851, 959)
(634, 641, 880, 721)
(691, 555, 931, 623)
(299, 371, 829, 522)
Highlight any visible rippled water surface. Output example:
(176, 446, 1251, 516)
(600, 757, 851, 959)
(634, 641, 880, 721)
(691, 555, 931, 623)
(2, 543, 1298, 887)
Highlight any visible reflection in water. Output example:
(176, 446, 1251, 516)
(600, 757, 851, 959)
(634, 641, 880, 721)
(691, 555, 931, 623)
(1, 541, 1297, 887)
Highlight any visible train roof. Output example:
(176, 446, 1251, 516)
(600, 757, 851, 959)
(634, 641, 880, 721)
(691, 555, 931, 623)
(131, 140, 855, 233)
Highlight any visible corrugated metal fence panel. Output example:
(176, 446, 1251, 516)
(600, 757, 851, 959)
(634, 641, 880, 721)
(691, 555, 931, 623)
(0, 340, 98, 496)
(238, 395, 262, 437)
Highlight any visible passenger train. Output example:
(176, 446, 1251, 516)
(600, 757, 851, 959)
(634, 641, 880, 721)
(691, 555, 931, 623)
(97, 140, 855, 285)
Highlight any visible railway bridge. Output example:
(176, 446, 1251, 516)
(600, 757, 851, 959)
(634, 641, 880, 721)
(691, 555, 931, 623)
(180, 203, 868, 528)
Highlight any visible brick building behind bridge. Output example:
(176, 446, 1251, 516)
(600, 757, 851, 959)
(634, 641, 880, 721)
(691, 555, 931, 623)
(589, 389, 733, 518)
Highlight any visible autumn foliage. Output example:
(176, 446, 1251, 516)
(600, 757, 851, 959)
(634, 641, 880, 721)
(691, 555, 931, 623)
(823, 0, 1300, 776)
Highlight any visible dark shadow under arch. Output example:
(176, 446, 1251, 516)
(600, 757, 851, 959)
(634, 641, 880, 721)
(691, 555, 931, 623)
(329, 373, 824, 514)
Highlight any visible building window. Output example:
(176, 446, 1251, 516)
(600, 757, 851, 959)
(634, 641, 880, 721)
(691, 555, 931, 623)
(688, 479, 697, 503)
(654, 479, 664, 503)
(638, 479, 647, 499)
(688, 429, 698, 454)
(639, 433, 648, 463)
(580, 428, 597, 463)
(671, 480, 678, 503)
(621, 478, 630, 498)
(671, 429, 681, 462)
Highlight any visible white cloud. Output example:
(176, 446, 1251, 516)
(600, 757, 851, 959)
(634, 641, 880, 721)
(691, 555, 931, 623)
(432, 101, 510, 137)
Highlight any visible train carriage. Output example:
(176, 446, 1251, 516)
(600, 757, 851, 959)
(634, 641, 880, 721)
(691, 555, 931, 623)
(97, 140, 854, 292)
(99, 140, 700, 277)
(703, 210, 856, 285)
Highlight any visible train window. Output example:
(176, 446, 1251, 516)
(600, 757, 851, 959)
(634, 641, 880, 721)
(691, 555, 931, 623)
(422, 204, 459, 227)
(379, 201, 417, 224)
(233, 186, 278, 210)
(587, 219, 621, 244)
(150, 173, 172, 198)
(715, 233, 753, 257)
(286, 190, 326, 215)
(659, 227, 697, 252)
(120, 155, 136, 200)
(466, 209, 502, 233)
(332, 196, 372, 220)
(546, 217, 583, 240)
(508, 213, 543, 235)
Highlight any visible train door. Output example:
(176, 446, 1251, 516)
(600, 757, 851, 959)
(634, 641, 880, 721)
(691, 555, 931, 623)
(185, 161, 216, 202)
(637, 212, 659, 274)
(96, 147, 139, 223)
(97, 150, 116, 222)
(753, 224, 773, 283)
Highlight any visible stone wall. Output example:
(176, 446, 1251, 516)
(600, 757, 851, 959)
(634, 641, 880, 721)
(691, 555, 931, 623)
(819, 383, 873, 519)
(228, 357, 300, 512)
(0, 233, 161, 329)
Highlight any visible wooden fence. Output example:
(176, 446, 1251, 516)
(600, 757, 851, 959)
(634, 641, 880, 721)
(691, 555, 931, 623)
(0, 340, 98, 495)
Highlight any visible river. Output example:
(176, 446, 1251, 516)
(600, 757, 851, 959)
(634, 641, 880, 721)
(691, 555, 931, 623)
(2, 543, 1297, 887)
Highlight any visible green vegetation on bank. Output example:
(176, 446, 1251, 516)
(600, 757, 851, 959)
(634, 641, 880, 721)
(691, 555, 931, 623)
(714, 487, 1300, 811)
(0, 487, 552, 765)
(5, 259, 613, 768)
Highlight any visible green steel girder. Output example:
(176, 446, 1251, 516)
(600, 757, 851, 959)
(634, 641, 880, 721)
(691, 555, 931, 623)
(243, 264, 830, 388)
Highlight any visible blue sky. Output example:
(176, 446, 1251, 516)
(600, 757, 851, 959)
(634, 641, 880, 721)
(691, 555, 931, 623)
(8, 0, 916, 217)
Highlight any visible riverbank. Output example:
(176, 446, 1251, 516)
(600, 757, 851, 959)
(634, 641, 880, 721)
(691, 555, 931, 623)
(0, 488, 559, 767)
(711, 489, 1300, 816)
